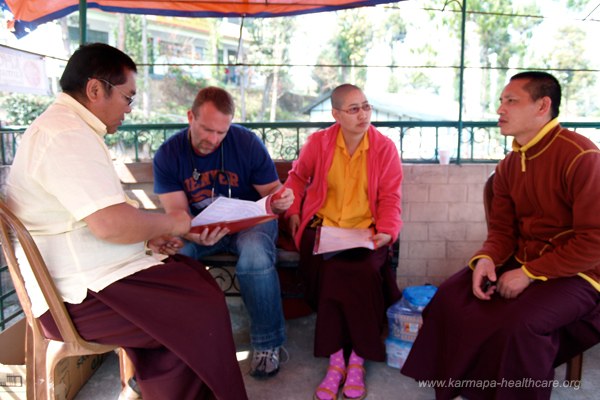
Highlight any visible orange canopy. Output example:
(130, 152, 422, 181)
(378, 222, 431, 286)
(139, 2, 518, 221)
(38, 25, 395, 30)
(2, 0, 403, 37)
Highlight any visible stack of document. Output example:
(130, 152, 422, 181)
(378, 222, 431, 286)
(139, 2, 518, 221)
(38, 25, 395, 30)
(313, 226, 376, 255)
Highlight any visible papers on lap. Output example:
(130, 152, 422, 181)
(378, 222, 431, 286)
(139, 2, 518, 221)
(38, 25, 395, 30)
(190, 196, 277, 234)
(313, 226, 376, 255)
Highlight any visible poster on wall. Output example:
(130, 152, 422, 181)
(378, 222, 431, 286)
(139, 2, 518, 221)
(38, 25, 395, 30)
(0, 46, 49, 95)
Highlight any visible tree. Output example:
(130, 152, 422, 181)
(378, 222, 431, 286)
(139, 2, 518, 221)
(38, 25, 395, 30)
(246, 17, 296, 121)
(115, 14, 155, 119)
(428, 0, 541, 115)
(565, 0, 588, 9)
(312, 50, 343, 94)
(330, 9, 375, 86)
(541, 25, 597, 117)
(380, 10, 407, 93)
(309, 8, 375, 91)
(207, 19, 224, 83)
(117, 15, 144, 62)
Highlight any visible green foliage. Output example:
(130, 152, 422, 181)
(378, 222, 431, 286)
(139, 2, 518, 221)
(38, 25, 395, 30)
(331, 9, 374, 85)
(310, 8, 375, 89)
(0, 94, 53, 125)
(541, 25, 597, 117)
(245, 17, 297, 121)
(104, 111, 181, 158)
(124, 15, 144, 62)
(379, 10, 409, 93)
(382, 10, 407, 48)
(150, 67, 210, 121)
(565, 0, 588, 10)
(426, 0, 542, 113)
(208, 19, 223, 82)
(312, 51, 341, 94)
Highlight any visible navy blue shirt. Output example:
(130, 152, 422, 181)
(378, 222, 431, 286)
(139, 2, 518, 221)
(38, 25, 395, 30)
(153, 124, 278, 216)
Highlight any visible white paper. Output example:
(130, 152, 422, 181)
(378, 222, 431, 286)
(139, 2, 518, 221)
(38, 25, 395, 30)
(314, 226, 375, 255)
(191, 196, 269, 226)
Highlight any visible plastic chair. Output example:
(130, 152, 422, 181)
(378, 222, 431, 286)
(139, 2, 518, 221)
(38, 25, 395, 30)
(483, 172, 600, 383)
(0, 199, 133, 399)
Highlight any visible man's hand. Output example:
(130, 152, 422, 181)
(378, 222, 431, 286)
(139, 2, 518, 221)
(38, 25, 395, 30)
(148, 235, 185, 255)
(472, 258, 497, 300)
(270, 188, 294, 214)
(185, 226, 229, 246)
(497, 268, 532, 299)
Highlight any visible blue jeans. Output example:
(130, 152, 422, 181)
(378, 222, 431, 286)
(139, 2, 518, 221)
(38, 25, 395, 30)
(180, 220, 286, 350)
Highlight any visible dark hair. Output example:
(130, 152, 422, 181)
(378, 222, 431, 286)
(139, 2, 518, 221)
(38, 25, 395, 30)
(330, 84, 362, 109)
(191, 86, 235, 117)
(510, 71, 561, 119)
(59, 43, 137, 98)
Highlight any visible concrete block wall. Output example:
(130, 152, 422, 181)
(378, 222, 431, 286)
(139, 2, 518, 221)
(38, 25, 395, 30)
(396, 163, 497, 290)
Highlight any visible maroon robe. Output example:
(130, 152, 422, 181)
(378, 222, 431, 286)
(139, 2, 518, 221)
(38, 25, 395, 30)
(300, 227, 401, 361)
(39, 255, 248, 400)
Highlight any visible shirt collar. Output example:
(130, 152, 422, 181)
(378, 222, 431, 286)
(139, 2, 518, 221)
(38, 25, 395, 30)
(336, 128, 370, 154)
(511, 117, 560, 153)
(55, 92, 108, 138)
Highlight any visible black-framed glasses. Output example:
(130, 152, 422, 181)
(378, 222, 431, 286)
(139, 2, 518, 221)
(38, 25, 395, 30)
(335, 103, 373, 115)
(90, 77, 135, 106)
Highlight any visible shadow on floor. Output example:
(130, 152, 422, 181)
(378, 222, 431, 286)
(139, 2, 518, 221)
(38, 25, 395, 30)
(76, 299, 599, 400)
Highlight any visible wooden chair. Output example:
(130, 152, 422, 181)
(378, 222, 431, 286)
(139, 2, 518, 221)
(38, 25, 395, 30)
(0, 199, 133, 399)
(483, 172, 600, 383)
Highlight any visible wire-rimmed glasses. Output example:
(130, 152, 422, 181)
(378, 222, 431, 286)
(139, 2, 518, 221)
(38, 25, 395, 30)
(89, 77, 135, 106)
(335, 103, 373, 115)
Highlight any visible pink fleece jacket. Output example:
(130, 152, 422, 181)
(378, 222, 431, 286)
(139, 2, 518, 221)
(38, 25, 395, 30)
(284, 123, 403, 250)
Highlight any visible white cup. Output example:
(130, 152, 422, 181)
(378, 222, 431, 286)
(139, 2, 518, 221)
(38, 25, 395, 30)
(439, 149, 451, 165)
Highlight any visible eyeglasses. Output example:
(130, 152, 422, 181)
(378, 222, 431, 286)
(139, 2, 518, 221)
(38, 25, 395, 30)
(90, 77, 135, 106)
(335, 103, 373, 115)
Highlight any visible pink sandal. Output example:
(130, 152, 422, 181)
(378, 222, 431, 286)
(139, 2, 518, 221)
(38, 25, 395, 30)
(313, 364, 346, 400)
(342, 364, 367, 400)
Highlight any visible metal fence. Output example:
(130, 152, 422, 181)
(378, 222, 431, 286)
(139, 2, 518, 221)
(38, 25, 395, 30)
(3, 120, 600, 165)
(0, 264, 22, 331)
(3, 120, 600, 166)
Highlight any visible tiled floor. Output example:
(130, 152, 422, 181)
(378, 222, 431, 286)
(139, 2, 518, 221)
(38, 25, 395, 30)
(76, 298, 600, 400)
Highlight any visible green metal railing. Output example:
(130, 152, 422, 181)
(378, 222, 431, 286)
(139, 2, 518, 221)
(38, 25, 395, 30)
(3, 120, 600, 166)
(2, 119, 600, 331)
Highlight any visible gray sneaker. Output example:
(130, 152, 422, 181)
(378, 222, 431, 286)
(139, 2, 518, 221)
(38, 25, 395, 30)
(249, 346, 283, 378)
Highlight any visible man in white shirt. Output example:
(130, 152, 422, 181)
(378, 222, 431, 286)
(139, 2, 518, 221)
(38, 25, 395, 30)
(6, 42, 247, 400)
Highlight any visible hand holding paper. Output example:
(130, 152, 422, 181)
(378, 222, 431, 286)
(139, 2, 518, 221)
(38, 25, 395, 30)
(186, 225, 230, 246)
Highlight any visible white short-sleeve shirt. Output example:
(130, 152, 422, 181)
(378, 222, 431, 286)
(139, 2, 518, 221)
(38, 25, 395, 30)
(7, 93, 161, 317)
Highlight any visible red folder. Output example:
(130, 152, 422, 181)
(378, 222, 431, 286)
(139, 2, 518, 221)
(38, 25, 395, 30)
(189, 214, 278, 235)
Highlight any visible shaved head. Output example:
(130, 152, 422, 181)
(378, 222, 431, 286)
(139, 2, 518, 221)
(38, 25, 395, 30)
(331, 84, 362, 109)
